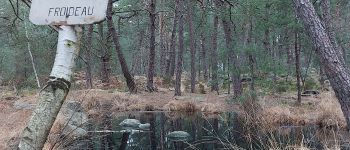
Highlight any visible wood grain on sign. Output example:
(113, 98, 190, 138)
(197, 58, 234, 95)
(29, 0, 109, 25)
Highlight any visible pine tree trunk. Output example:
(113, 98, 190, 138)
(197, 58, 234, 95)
(215, 0, 242, 96)
(166, 0, 180, 78)
(18, 26, 81, 150)
(222, 19, 242, 97)
(293, 0, 350, 128)
(98, 22, 111, 84)
(211, 15, 219, 93)
(187, 1, 196, 93)
(107, 0, 137, 93)
(295, 31, 302, 105)
(158, 0, 167, 76)
(201, 33, 208, 81)
(320, 0, 345, 64)
(85, 24, 93, 89)
(147, 0, 157, 92)
(174, 0, 184, 96)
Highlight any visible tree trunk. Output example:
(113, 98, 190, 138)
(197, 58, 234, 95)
(166, 0, 180, 78)
(85, 24, 93, 89)
(174, 0, 184, 96)
(245, 17, 256, 93)
(295, 31, 302, 105)
(320, 0, 345, 65)
(201, 33, 208, 81)
(107, 0, 137, 93)
(148, 113, 157, 149)
(187, 1, 196, 93)
(211, 15, 219, 93)
(98, 22, 111, 84)
(119, 132, 129, 150)
(24, 20, 40, 88)
(158, 0, 167, 76)
(18, 26, 80, 150)
(147, 0, 157, 92)
(293, 0, 350, 128)
(222, 19, 242, 97)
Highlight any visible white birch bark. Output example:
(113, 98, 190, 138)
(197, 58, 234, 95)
(18, 25, 80, 150)
(24, 21, 41, 88)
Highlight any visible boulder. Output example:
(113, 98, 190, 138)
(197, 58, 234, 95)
(56, 101, 89, 139)
(166, 131, 190, 141)
(139, 123, 150, 130)
(119, 119, 141, 129)
(119, 119, 150, 131)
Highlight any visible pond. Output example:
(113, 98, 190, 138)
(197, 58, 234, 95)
(62, 111, 350, 150)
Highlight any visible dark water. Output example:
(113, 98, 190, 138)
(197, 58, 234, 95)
(65, 111, 350, 150)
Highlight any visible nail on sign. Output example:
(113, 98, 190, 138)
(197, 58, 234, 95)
(29, 0, 109, 25)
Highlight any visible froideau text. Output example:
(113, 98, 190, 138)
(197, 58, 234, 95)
(48, 6, 94, 17)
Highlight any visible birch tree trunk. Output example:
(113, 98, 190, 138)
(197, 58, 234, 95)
(18, 25, 80, 150)
(293, 0, 350, 128)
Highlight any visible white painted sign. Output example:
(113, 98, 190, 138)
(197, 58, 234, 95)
(29, 0, 109, 25)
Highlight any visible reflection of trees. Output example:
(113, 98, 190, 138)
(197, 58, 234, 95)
(119, 132, 130, 150)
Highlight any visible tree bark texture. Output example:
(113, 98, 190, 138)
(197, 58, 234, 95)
(174, 0, 184, 96)
(18, 26, 79, 150)
(293, 0, 350, 128)
(147, 0, 157, 92)
(320, 0, 345, 65)
(107, 0, 137, 93)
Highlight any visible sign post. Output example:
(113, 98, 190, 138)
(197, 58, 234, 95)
(18, 0, 108, 149)
(29, 0, 108, 25)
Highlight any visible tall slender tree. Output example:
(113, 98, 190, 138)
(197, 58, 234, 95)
(107, 0, 137, 93)
(174, 0, 184, 96)
(187, 0, 196, 93)
(147, 0, 157, 92)
(85, 24, 93, 89)
(211, 14, 219, 93)
(215, 0, 242, 96)
(166, 0, 180, 78)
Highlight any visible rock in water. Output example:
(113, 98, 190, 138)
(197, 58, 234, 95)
(166, 131, 190, 141)
(138, 123, 150, 130)
(119, 119, 141, 129)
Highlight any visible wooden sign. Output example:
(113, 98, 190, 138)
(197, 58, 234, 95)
(29, 0, 109, 25)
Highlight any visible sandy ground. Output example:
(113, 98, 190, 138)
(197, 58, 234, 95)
(0, 86, 345, 149)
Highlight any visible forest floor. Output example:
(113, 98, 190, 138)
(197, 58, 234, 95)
(0, 81, 346, 149)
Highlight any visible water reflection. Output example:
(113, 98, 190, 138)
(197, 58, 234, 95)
(67, 111, 350, 150)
